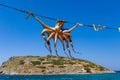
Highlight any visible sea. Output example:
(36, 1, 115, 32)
(0, 72, 120, 80)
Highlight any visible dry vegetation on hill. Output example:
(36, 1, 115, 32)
(0, 56, 113, 75)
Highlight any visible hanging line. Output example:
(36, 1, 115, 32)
(0, 3, 28, 13)
(84, 24, 120, 32)
(0, 3, 75, 24)
(27, 13, 76, 24)
(0, 3, 120, 32)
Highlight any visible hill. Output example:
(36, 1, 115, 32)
(0, 56, 114, 75)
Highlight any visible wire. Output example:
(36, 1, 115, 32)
(0, 3, 28, 13)
(0, 3, 74, 24)
(0, 3, 120, 32)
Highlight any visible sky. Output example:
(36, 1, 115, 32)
(0, 0, 120, 70)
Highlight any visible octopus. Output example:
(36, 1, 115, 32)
(27, 12, 83, 58)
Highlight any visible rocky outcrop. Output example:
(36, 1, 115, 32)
(0, 56, 114, 75)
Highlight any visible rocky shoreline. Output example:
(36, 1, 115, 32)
(0, 56, 114, 75)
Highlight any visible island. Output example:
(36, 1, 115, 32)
(0, 56, 114, 75)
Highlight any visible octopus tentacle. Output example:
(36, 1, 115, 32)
(63, 35, 72, 58)
(63, 23, 82, 33)
(58, 35, 65, 52)
(47, 41, 52, 56)
(58, 35, 69, 58)
(41, 29, 52, 56)
(31, 14, 52, 29)
(64, 32, 80, 54)
(41, 29, 49, 49)
(41, 29, 52, 42)
(69, 37, 75, 52)
(69, 37, 79, 54)
(47, 32, 55, 42)
(66, 39, 72, 58)
(54, 33, 59, 56)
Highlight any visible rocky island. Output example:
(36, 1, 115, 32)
(0, 56, 114, 75)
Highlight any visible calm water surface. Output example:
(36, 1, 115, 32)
(0, 73, 120, 80)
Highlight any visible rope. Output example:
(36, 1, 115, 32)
(0, 3, 28, 13)
(36, 14, 76, 24)
(0, 3, 120, 32)
(0, 3, 74, 24)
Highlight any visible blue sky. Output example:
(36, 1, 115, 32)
(0, 0, 120, 70)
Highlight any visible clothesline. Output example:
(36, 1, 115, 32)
(0, 3, 120, 32)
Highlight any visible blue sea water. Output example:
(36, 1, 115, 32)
(0, 73, 120, 80)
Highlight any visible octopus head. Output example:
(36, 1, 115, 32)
(55, 20, 64, 29)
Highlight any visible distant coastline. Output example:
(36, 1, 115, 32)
(115, 71, 120, 73)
